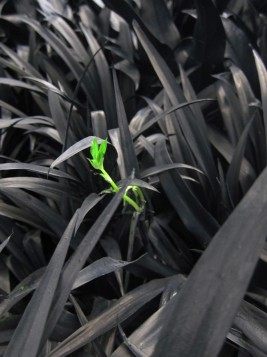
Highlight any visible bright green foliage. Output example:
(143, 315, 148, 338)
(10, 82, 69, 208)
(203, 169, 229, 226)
(88, 137, 144, 213)
(88, 137, 107, 171)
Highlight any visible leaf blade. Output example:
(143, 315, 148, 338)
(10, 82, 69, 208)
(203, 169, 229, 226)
(40, 180, 131, 345)
(3, 211, 78, 357)
(154, 165, 267, 357)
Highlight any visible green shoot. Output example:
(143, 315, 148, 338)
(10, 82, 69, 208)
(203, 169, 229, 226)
(88, 138, 144, 213)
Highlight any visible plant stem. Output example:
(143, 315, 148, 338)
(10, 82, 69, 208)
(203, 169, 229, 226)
(101, 168, 142, 212)
(101, 168, 119, 192)
(123, 194, 142, 213)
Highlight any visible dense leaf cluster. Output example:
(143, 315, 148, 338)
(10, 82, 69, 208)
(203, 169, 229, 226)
(0, 0, 267, 356)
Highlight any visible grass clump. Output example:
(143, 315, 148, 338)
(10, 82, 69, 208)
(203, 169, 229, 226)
(0, 1, 267, 357)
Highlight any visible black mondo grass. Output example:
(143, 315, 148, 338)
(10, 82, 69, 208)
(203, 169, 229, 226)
(0, 1, 267, 357)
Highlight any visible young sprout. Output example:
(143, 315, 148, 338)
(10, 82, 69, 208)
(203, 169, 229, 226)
(88, 137, 144, 213)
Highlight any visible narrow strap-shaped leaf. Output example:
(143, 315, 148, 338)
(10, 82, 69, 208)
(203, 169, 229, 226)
(233, 300, 267, 354)
(25, 76, 78, 105)
(230, 63, 266, 170)
(192, 0, 225, 67)
(0, 42, 42, 79)
(0, 15, 96, 108)
(222, 17, 258, 92)
(139, 0, 180, 49)
(74, 193, 104, 233)
(141, 163, 203, 178)
(226, 116, 257, 204)
(133, 21, 217, 192)
(0, 255, 142, 319)
(0, 202, 51, 234)
(102, 0, 164, 52)
(2, 188, 67, 237)
(154, 165, 267, 357)
(0, 78, 44, 94)
(179, 64, 208, 136)
(50, 136, 102, 169)
(208, 126, 256, 186)
(216, 81, 243, 145)
(48, 15, 89, 64)
(0, 233, 12, 254)
(132, 99, 216, 140)
(0, 116, 53, 128)
(253, 49, 267, 161)
(112, 68, 140, 178)
(0, 99, 26, 117)
(0, 268, 45, 318)
(108, 128, 127, 178)
(48, 90, 75, 146)
(155, 139, 219, 247)
(41, 180, 130, 344)
(72, 255, 143, 290)
(3, 211, 78, 357)
(91, 111, 108, 139)
(0, 163, 78, 181)
(118, 178, 159, 192)
(112, 276, 186, 357)
(46, 278, 170, 357)
(0, 177, 78, 199)
(81, 23, 117, 128)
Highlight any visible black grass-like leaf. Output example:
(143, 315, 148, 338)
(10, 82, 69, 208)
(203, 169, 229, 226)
(50, 136, 107, 170)
(139, 0, 180, 49)
(133, 21, 218, 192)
(153, 165, 267, 357)
(155, 139, 219, 247)
(112, 68, 140, 178)
(40, 180, 131, 344)
(0, 163, 78, 181)
(253, 49, 267, 160)
(80, 22, 117, 128)
(226, 117, 257, 204)
(3, 211, 78, 357)
(191, 0, 225, 67)
(46, 277, 171, 357)
(0, 3, 266, 356)
(1, 188, 67, 237)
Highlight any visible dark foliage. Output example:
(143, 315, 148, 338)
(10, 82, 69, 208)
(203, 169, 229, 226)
(0, 0, 266, 356)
